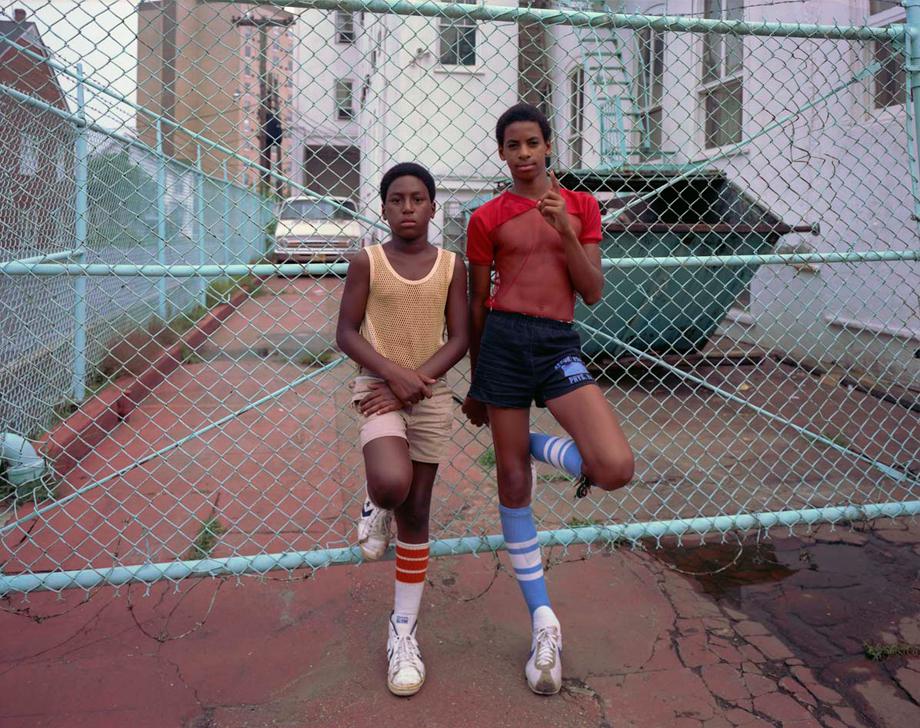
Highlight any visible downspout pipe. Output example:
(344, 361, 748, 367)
(0, 434, 47, 494)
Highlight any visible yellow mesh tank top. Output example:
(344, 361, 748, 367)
(360, 244, 456, 371)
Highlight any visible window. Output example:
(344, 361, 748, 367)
(870, 1, 901, 13)
(335, 79, 355, 120)
(442, 201, 466, 253)
(335, 11, 355, 44)
(439, 1, 476, 66)
(18, 132, 38, 176)
(868, 1, 905, 109)
(303, 144, 360, 199)
(570, 66, 585, 168)
(636, 23, 665, 158)
(700, 0, 743, 149)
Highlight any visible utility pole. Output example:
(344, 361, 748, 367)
(235, 9, 293, 197)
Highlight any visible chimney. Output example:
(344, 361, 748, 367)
(13, 8, 27, 22)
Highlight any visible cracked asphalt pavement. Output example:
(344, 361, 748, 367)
(1, 520, 918, 727)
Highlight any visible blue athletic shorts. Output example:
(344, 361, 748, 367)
(469, 310, 595, 409)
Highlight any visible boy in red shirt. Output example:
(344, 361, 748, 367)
(462, 103, 634, 695)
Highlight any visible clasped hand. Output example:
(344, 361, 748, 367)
(359, 367, 436, 416)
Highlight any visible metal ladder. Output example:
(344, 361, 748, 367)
(583, 36, 633, 167)
(558, 0, 655, 168)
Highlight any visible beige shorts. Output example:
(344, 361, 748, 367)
(351, 376, 454, 464)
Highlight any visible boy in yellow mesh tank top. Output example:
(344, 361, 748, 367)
(336, 163, 468, 696)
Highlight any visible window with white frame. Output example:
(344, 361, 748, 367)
(636, 22, 665, 158)
(335, 79, 355, 120)
(700, 0, 743, 149)
(335, 11, 355, 44)
(570, 66, 585, 169)
(442, 200, 466, 253)
(18, 132, 39, 176)
(439, 1, 476, 66)
(868, 1, 905, 109)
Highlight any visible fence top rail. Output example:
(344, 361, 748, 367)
(2, 250, 918, 277)
(220, 0, 903, 41)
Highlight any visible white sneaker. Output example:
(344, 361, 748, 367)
(526, 611, 563, 695)
(387, 614, 425, 696)
(357, 491, 391, 560)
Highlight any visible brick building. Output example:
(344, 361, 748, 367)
(136, 1, 296, 193)
(0, 7, 74, 256)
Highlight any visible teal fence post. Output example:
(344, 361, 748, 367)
(71, 64, 88, 403)
(904, 1, 920, 222)
(249, 192, 259, 259)
(195, 145, 206, 309)
(222, 161, 230, 269)
(155, 119, 167, 320)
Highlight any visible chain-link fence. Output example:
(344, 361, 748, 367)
(0, 43, 273, 439)
(0, 1, 917, 595)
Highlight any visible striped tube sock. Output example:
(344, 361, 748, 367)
(393, 540, 429, 636)
(530, 433, 584, 478)
(499, 504, 551, 616)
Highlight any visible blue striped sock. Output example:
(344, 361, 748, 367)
(499, 503, 551, 616)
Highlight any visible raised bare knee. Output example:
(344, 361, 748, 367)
(584, 450, 635, 492)
(367, 470, 412, 510)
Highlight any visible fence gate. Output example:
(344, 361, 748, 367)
(0, 0, 918, 595)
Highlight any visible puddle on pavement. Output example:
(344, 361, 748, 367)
(651, 539, 797, 601)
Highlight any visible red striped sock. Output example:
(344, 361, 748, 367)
(393, 540, 429, 635)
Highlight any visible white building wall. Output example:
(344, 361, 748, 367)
(354, 2, 521, 244)
(290, 9, 363, 191)
(289, 5, 520, 244)
(617, 0, 918, 388)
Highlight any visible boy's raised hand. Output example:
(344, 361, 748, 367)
(385, 366, 436, 404)
(537, 170, 573, 236)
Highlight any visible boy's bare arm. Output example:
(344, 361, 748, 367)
(561, 238, 603, 305)
(335, 250, 394, 375)
(539, 171, 604, 305)
(467, 263, 492, 376)
(461, 263, 492, 426)
(417, 255, 470, 380)
(335, 250, 434, 403)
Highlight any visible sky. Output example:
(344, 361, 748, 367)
(3, 1, 137, 130)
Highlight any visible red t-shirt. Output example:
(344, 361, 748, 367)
(466, 188, 602, 322)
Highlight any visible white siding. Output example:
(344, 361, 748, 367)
(624, 0, 918, 387)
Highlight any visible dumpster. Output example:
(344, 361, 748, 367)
(556, 169, 812, 359)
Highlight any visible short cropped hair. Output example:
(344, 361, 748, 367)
(379, 162, 436, 203)
(495, 103, 552, 146)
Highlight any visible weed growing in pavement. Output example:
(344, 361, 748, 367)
(186, 517, 227, 560)
(863, 641, 920, 661)
(566, 516, 604, 528)
(477, 447, 496, 470)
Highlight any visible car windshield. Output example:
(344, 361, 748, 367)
(279, 199, 356, 221)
